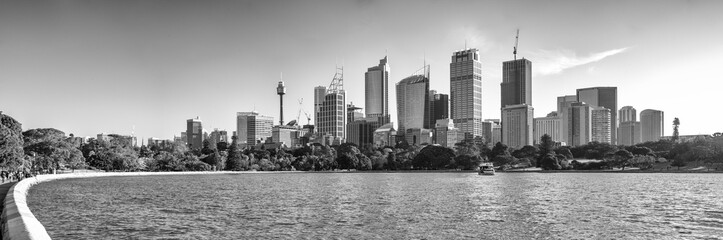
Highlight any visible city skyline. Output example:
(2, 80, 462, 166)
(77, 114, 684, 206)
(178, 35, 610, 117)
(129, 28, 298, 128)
(1, 0, 722, 141)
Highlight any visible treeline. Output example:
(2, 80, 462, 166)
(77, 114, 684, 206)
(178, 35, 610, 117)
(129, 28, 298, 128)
(2, 113, 722, 173)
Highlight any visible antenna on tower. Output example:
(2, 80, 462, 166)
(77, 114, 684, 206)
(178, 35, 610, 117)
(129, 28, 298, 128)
(513, 29, 520, 60)
(465, 39, 467, 50)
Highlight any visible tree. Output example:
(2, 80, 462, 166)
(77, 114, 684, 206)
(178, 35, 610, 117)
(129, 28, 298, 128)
(413, 145, 456, 169)
(672, 118, 680, 142)
(538, 134, 555, 156)
(0, 114, 26, 170)
(671, 158, 687, 170)
(540, 153, 561, 170)
(555, 147, 573, 160)
(613, 149, 634, 171)
(489, 142, 510, 159)
(336, 143, 361, 170)
(23, 128, 86, 173)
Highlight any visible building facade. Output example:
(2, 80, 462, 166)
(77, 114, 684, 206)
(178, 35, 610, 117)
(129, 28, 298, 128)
(315, 68, 347, 144)
(434, 119, 464, 148)
(396, 65, 430, 134)
(450, 48, 483, 138)
(237, 111, 274, 145)
(619, 106, 637, 123)
(557, 95, 577, 145)
(640, 109, 664, 143)
(501, 59, 532, 107)
(618, 121, 642, 146)
(373, 123, 396, 147)
(533, 116, 562, 144)
(591, 107, 612, 144)
(365, 56, 389, 123)
(576, 87, 618, 144)
(501, 104, 534, 148)
(405, 128, 432, 146)
(429, 90, 449, 128)
(186, 117, 203, 150)
(566, 102, 592, 147)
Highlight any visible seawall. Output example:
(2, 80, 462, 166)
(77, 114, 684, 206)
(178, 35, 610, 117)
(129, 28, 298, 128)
(0, 171, 281, 240)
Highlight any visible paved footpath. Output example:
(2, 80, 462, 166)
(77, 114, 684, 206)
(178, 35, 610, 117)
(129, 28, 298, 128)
(0, 181, 17, 240)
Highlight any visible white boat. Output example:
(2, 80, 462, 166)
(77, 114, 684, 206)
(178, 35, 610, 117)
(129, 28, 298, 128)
(478, 163, 495, 175)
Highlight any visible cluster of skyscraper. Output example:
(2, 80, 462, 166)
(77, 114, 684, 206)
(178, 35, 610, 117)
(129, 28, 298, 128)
(177, 47, 666, 150)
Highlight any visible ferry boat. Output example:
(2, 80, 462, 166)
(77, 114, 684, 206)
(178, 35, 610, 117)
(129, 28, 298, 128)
(478, 163, 495, 175)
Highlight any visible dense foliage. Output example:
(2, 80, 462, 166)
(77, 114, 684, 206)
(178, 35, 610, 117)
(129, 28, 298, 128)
(1, 113, 723, 173)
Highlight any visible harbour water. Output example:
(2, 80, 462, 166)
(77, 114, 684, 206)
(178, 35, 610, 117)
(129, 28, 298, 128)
(27, 172, 723, 239)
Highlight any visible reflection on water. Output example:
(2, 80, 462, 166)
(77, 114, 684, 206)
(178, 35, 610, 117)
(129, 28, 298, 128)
(28, 173, 723, 239)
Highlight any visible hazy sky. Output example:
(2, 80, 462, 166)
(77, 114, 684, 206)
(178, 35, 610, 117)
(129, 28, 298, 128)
(1, 0, 722, 141)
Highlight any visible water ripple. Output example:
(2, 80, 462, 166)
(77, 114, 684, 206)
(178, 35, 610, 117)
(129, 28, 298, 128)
(27, 172, 723, 239)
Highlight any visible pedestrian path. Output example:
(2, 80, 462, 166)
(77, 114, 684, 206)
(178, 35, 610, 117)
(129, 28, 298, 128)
(0, 181, 17, 240)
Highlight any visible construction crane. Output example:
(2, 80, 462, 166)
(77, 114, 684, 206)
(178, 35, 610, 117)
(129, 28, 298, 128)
(513, 29, 519, 60)
(295, 98, 304, 126)
(295, 98, 312, 125)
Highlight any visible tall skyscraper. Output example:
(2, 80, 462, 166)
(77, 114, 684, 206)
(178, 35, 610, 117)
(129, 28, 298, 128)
(501, 58, 532, 147)
(501, 104, 534, 148)
(640, 109, 664, 142)
(619, 106, 637, 123)
(501, 59, 532, 107)
(618, 121, 642, 146)
(591, 106, 612, 144)
(576, 87, 618, 144)
(429, 90, 449, 128)
(557, 95, 577, 144)
(237, 111, 274, 145)
(534, 116, 562, 144)
(186, 117, 203, 150)
(567, 102, 592, 147)
(365, 56, 389, 123)
(396, 65, 430, 134)
(315, 67, 347, 145)
(618, 106, 641, 146)
(450, 48, 483, 138)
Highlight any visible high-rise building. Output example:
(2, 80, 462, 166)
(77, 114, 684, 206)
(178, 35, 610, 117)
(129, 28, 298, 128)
(566, 102, 592, 146)
(315, 67, 347, 145)
(365, 56, 389, 122)
(618, 106, 641, 146)
(641, 109, 664, 142)
(186, 117, 203, 150)
(576, 87, 618, 144)
(618, 121, 642, 146)
(396, 65, 430, 134)
(237, 111, 274, 145)
(557, 95, 577, 144)
(591, 106, 612, 144)
(501, 58, 532, 149)
(501, 104, 534, 148)
(501, 59, 532, 107)
(534, 116, 562, 144)
(450, 48, 483, 138)
(619, 106, 637, 123)
(429, 90, 449, 127)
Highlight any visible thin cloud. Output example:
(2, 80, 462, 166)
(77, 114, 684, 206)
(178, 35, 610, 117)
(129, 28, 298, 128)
(531, 47, 630, 76)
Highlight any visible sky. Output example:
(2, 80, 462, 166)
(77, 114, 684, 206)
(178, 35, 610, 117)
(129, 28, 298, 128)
(1, 0, 722, 141)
